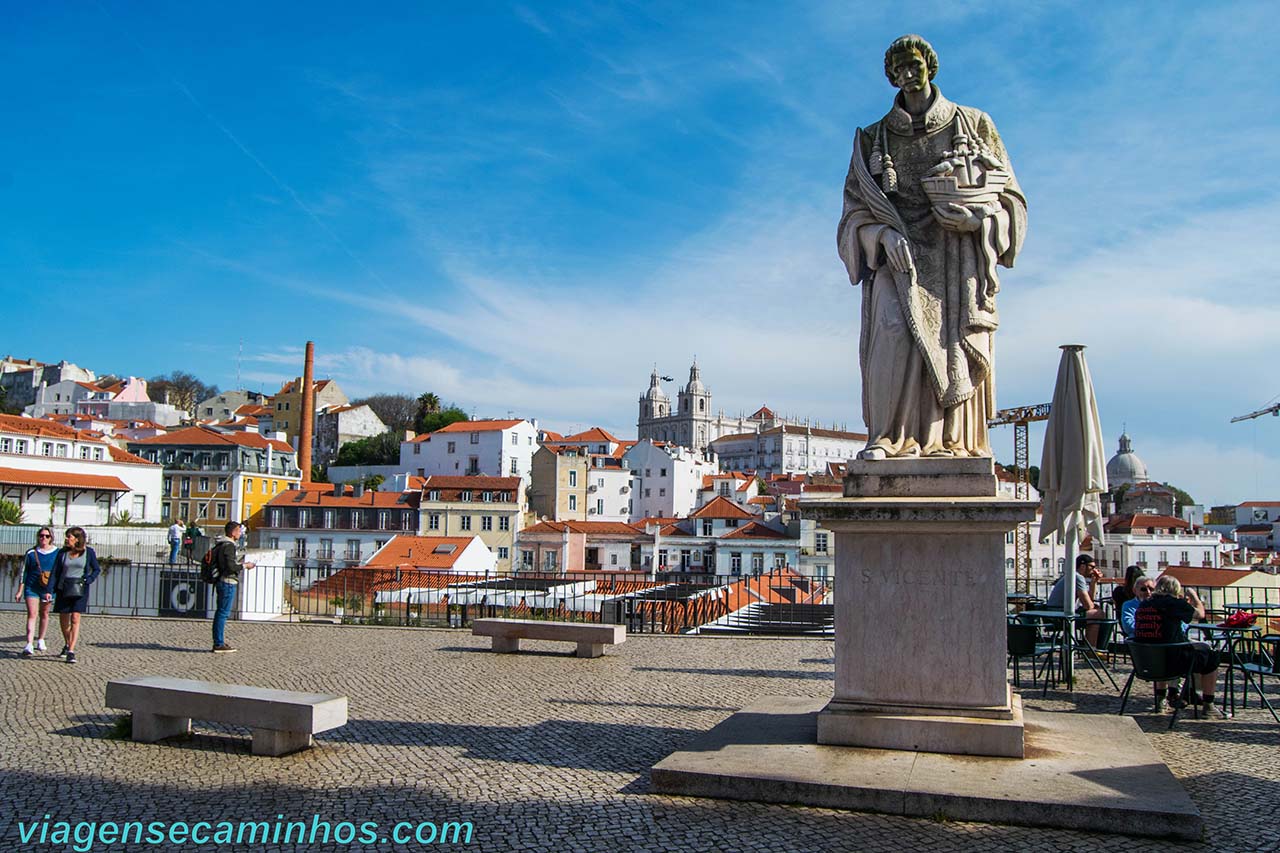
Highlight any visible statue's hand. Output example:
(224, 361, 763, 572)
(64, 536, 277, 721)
(933, 203, 983, 233)
(879, 228, 914, 274)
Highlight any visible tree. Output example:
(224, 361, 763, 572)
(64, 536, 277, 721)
(335, 431, 401, 466)
(1163, 482, 1195, 516)
(149, 371, 220, 415)
(310, 465, 329, 484)
(351, 393, 417, 433)
(0, 499, 23, 525)
(0, 385, 19, 415)
(417, 406, 468, 436)
(1001, 463, 1040, 492)
(362, 474, 385, 492)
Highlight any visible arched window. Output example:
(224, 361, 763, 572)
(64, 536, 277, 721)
(1004, 558, 1014, 571)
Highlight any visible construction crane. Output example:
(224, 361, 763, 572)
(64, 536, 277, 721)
(1231, 402, 1280, 423)
(989, 403, 1051, 593)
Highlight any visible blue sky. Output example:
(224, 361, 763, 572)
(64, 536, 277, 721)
(3, 1, 1278, 506)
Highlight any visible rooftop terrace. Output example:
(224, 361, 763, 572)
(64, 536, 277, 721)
(1, 613, 1276, 851)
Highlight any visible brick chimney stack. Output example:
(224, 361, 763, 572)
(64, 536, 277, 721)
(299, 340, 316, 483)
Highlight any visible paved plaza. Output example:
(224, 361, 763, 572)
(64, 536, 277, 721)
(1, 612, 1277, 852)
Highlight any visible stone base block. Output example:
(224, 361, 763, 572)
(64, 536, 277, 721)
(131, 712, 191, 743)
(651, 696, 1202, 840)
(843, 457, 997, 498)
(817, 694, 1024, 758)
(576, 642, 605, 658)
(492, 637, 520, 653)
(252, 728, 313, 757)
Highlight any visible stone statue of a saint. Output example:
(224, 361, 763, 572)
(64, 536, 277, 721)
(838, 35, 1026, 460)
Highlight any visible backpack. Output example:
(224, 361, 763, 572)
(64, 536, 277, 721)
(199, 543, 223, 584)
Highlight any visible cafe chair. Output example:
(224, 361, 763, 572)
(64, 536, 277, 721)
(1118, 641, 1198, 730)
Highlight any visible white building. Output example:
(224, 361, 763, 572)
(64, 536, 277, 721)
(649, 497, 801, 576)
(623, 439, 718, 521)
(1235, 501, 1280, 527)
(26, 377, 184, 426)
(315, 403, 387, 467)
(0, 414, 163, 526)
(1093, 513, 1221, 572)
(1, 357, 95, 411)
(401, 419, 539, 484)
(710, 424, 869, 477)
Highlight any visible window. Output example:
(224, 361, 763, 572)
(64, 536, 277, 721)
(481, 515, 493, 531)
(521, 549, 534, 568)
(774, 553, 786, 569)
(645, 468, 651, 477)
(610, 553, 618, 565)
(460, 516, 472, 531)
(428, 513, 441, 531)
(298, 509, 310, 528)
(658, 488, 666, 497)
(815, 533, 828, 554)
(374, 540, 387, 551)
(41, 441, 53, 456)
(270, 509, 282, 527)
(323, 510, 334, 529)
(460, 490, 472, 502)
(346, 539, 361, 560)
(56, 443, 68, 457)
(1158, 550, 1168, 564)
(644, 488, 651, 498)
(498, 516, 510, 532)
(163, 501, 171, 518)
(657, 548, 668, 568)
(245, 478, 254, 493)
(428, 490, 440, 501)
(1040, 558, 1050, 569)
(596, 499, 603, 516)
(163, 478, 172, 497)
(569, 470, 578, 487)
(1005, 531, 1014, 544)
(0, 438, 9, 453)
(470, 432, 479, 444)
(509, 458, 518, 475)
(179, 502, 189, 519)
(1005, 558, 1015, 571)
(180, 479, 190, 498)
(318, 539, 334, 559)
(751, 553, 764, 572)
(80, 446, 91, 459)
(378, 510, 390, 529)
(293, 538, 307, 558)
(132, 495, 146, 517)
(544, 551, 558, 571)
(498, 547, 509, 560)
(702, 519, 713, 536)
(1138, 551, 1147, 564)
(447, 441, 456, 454)
(731, 552, 742, 573)
(482, 491, 492, 502)
(413, 443, 421, 455)
(1180, 551, 1189, 564)
(199, 477, 210, 492)
(659, 468, 666, 477)
(467, 456, 479, 475)
(568, 495, 577, 511)
(511, 433, 518, 445)
(14, 439, 27, 454)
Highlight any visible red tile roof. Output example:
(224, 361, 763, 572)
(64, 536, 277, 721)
(133, 425, 293, 454)
(1106, 513, 1192, 533)
(267, 488, 417, 508)
(107, 446, 157, 466)
(0, 466, 130, 492)
(365, 535, 479, 568)
(1238, 501, 1280, 508)
(0, 414, 82, 439)
(719, 520, 794, 540)
(749, 405, 775, 419)
(433, 419, 523, 434)
(520, 520, 644, 536)
(558, 427, 622, 444)
(691, 496, 755, 520)
(1159, 566, 1258, 588)
(420, 475, 521, 502)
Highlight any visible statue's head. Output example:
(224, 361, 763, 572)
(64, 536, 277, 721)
(884, 35, 938, 92)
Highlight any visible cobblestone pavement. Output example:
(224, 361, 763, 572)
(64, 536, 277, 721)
(0, 612, 1276, 852)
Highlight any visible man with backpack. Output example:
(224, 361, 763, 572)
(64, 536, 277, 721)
(206, 521, 255, 653)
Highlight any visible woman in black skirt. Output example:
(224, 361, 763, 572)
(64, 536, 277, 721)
(47, 527, 101, 665)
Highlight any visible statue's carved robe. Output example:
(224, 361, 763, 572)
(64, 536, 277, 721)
(838, 88, 1026, 458)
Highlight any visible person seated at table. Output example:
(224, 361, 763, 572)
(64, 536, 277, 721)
(1112, 565, 1144, 611)
(1121, 576, 1176, 710)
(1045, 554, 1105, 648)
(1133, 576, 1220, 716)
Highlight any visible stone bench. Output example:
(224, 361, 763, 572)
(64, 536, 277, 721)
(105, 675, 348, 756)
(472, 618, 625, 658)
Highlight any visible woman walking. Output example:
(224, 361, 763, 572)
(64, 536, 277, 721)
(47, 527, 102, 665)
(14, 526, 58, 657)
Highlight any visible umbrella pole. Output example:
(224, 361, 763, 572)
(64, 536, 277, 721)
(1063, 539, 1075, 688)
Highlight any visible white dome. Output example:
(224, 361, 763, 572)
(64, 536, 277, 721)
(1106, 432, 1148, 488)
(644, 369, 668, 400)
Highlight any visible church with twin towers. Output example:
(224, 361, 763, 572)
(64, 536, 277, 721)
(636, 360, 828, 456)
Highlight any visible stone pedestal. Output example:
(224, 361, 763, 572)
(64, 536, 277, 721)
(802, 458, 1037, 758)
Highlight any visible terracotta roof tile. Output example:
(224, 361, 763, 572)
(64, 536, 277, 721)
(107, 446, 157, 466)
(690, 496, 755, 520)
(267, 488, 417, 508)
(0, 466, 131, 492)
(132, 425, 293, 454)
(520, 520, 644, 536)
(433, 419, 524, 434)
(719, 520, 795, 540)
(365, 535, 478, 568)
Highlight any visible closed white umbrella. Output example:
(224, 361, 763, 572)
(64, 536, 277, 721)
(1038, 344, 1107, 685)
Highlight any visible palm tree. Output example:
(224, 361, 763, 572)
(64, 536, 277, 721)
(418, 392, 441, 414)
